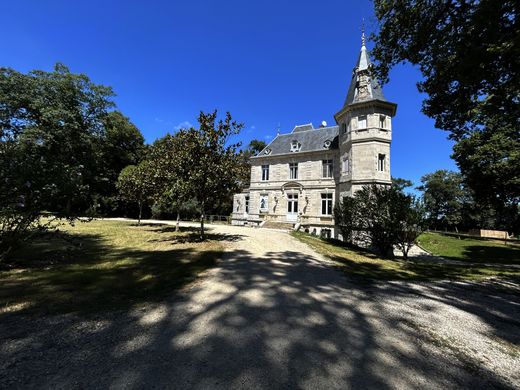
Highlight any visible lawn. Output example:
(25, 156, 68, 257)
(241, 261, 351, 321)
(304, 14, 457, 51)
(418, 232, 520, 265)
(292, 231, 520, 281)
(0, 220, 224, 316)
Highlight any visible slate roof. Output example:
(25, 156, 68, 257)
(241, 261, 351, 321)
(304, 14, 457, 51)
(257, 125, 339, 157)
(343, 44, 387, 108)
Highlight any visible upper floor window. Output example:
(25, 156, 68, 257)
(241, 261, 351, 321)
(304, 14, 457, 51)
(290, 140, 301, 152)
(379, 115, 387, 129)
(378, 154, 386, 171)
(341, 123, 347, 133)
(289, 163, 298, 179)
(321, 193, 333, 215)
(358, 115, 367, 129)
(342, 156, 350, 173)
(322, 159, 333, 178)
(261, 164, 270, 181)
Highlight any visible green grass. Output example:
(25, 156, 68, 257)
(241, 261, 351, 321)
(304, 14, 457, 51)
(292, 231, 520, 281)
(418, 232, 520, 265)
(0, 220, 224, 316)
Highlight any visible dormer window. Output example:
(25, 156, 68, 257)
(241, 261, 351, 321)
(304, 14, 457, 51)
(323, 140, 331, 149)
(263, 148, 272, 155)
(290, 140, 301, 152)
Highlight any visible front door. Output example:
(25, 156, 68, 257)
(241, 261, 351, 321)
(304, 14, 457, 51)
(287, 193, 299, 221)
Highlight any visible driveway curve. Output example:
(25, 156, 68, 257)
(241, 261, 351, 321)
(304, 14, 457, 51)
(1, 221, 519, 389)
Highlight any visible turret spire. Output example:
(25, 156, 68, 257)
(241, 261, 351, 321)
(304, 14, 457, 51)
(361, 18, 366, 47)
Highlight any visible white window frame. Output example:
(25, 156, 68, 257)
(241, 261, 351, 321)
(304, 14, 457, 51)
(289, 162, 298, 180)
(261, 164, 269, 181)
(358, 115, 367, 129)
(322, 159, 333, 178)
(259, 194, 268, 211)
(378, 154, 386, 172)
(342, 156, 350, 174)
(321, 193, 333, 216)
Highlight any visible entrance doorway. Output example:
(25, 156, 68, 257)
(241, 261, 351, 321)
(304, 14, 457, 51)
(287, 193, 298, 222)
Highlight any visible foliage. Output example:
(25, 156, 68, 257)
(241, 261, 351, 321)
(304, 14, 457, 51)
(335, 185, 425, 258)
(391, 177, 413, 192)
(371, 0, 520, 230)
(417, 170, 466, 230)
(0, 63, 116, 257)
(116, 162, 156, 224)
(170, 111, 244, 239)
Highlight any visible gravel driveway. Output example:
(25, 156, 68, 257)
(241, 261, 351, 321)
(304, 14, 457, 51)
(1, 221, 519, 389)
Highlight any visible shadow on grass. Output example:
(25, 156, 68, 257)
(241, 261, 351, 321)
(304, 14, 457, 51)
(0, 225, 230, 317)
(294, 232, 520, 282)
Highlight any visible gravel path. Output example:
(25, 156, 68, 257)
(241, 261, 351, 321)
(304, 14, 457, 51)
(1, 221, 519, 389)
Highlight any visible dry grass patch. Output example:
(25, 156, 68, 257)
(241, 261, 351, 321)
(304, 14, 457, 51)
(0, 220, 225, 316)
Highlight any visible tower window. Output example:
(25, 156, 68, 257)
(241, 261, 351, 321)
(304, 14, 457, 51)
(289, 163, 298, 179)
(378, 154, 386, 172)
(322, 160, 333, 178)
(379, 115, 386, 129)
(342, 156, 350, 173)
(358, 115, 367, 129)
(261, 165, 270, 181)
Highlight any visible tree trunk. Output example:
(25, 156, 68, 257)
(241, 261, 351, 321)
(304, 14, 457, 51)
(176, 211, 180, 232)
(200, 212, 205, 240)
(138, 201, 142, 226)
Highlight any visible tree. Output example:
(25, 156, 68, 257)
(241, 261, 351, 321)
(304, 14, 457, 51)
(117, 162, 155, 225)
(391, 177, 413, 192)
(371, 0, 520, 230)
(174, 111, 244, 239)
(245, 139, 267, 156)
(417, 170, 466, 231)
(0, 63, 115, 257)
(334, 185, 425, 258)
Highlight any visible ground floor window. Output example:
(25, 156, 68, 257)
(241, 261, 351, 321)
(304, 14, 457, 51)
(287, 193, 299, 213)
(321, 193, 333, 215)
(245, 195, 249, 213)
(320, 229, 332, 239)
(259, 194, 268, 211)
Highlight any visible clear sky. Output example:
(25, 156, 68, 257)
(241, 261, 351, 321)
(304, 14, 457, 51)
(2, 0, 457, 188)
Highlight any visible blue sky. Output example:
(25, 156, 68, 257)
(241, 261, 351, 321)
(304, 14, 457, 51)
(2, 0, 457, 188)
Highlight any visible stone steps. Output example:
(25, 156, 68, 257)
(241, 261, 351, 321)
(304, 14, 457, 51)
(261, 221, 294, 231)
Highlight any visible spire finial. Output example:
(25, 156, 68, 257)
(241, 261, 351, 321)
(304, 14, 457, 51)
(361, 18, 366, 47)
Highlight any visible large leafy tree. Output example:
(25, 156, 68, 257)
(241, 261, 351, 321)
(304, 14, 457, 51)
(0, 63, 115, 256)
(335, 185, 425, 258)
(371, 0, 520, 228)
(116, 161, 156, 225)
(174, 111, 244, 239)
(417, 170, 466, 230)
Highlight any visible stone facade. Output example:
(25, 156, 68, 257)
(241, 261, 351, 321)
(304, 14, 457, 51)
(232, 35, 397, 238)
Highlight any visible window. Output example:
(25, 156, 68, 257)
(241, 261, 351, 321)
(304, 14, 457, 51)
(289, 163, 298, 179)
(358, 115, 367, 129)
(341, 123, 347, 133)
(259, 194, 268, 211)
(261, 165, 269, 181)
(287, 193, 299, 213)
(321, 193, 333, 215)
(322, 159, 333, 178)
(245, 195, 249, 213)
(378, 154, 386, 171)
(320, 229, 332, 239)
(379, 115, 386, 129)
(342, 156, 350, 173)
(290, 140, 301, 152)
